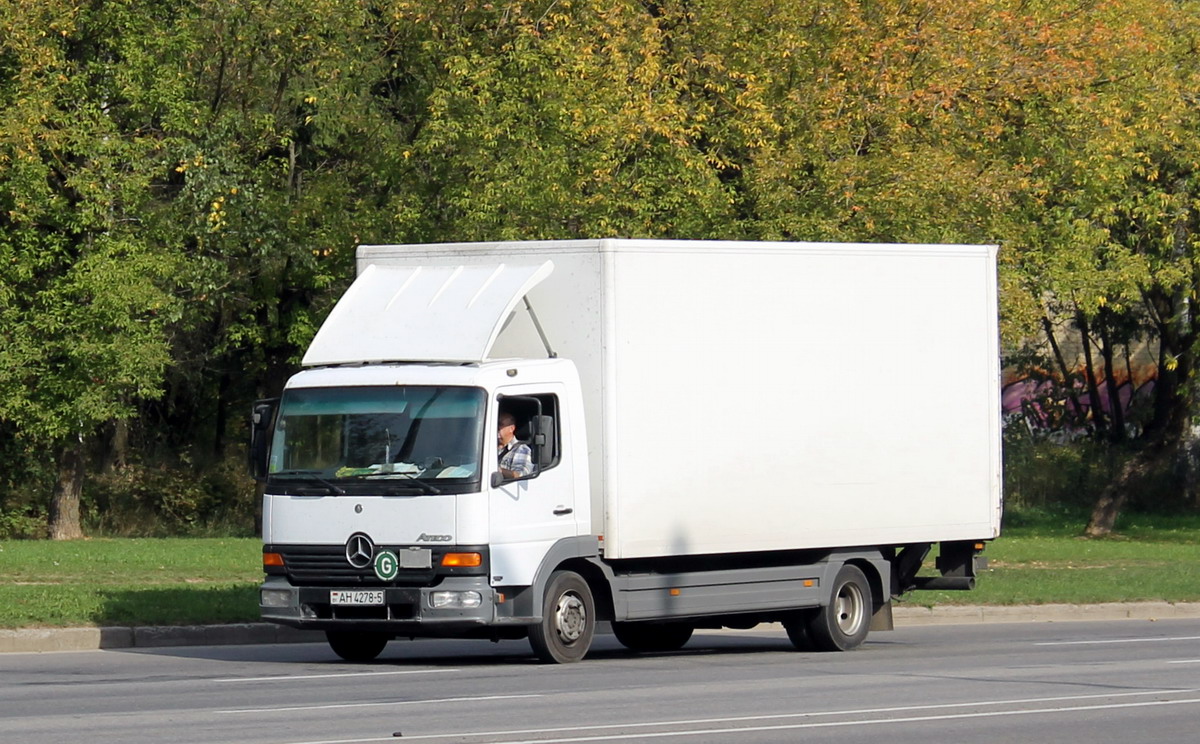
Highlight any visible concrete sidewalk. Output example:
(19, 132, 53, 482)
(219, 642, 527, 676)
(4, 601, 1200, 654)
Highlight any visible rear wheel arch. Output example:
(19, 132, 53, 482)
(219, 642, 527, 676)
(845, 557, 889, 612)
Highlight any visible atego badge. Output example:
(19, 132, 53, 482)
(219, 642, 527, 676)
(373, 549, 399, 581)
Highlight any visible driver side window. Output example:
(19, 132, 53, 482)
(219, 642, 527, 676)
(497, 393, 561, 481)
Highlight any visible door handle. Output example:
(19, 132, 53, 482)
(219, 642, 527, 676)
(553, 507, 574, 516)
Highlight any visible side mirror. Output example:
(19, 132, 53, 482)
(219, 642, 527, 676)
(532, 414, 555, 468)
(249, 398, 279, 482)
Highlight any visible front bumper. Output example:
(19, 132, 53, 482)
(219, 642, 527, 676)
(259, 576, 504, 634)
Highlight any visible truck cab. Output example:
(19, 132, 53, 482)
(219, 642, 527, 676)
(255, 358, 594, 660)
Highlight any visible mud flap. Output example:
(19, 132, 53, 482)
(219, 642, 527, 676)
(869, 599, 894, 631)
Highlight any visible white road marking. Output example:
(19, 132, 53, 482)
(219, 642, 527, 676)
(468, 698, 1200, 743)
(279, 688, 1200, 744)
(1035, 635, 1200, 646)
(1167, 659, 1200, 664)
(221, 693, 542, 714)
(215, 668, 459, 683)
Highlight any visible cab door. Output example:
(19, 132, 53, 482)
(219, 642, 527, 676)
(488, 385, 577, 587)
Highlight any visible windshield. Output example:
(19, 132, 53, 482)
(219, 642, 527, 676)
(268, 386, 485, 492)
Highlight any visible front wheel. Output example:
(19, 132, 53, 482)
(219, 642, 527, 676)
(529, 570, 595, 663)
(807, 564, 872, 652)
(325, 630, 389, 662)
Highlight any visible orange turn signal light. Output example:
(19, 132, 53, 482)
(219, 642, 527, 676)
(263, 552, 285, 567)
(441, 552, 483, 568)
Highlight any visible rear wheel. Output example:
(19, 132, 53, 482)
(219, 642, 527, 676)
(529, 570, 595, 663)
(612, 622, 694, 653)
(807, 564, 872, 652)
(325, 630, 389, 662)
(782, 609, 817, 650)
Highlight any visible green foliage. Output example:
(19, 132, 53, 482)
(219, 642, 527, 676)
(0, 423, 54, 534)
(2, 0, 1200, 535)
(0, 508, 48, 540)
(83, 458, 257, 537)
(383, 2, 738, 240)
(0, 0, 182, 443)
(1004, 437, 1127, 514)
(1004, 436, 1189, 519)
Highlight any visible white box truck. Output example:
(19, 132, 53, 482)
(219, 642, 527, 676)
(250, 239, 1002, 663)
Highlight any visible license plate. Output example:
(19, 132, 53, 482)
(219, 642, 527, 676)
(330, 590, 384, 606)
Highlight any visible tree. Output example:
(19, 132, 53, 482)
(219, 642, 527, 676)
(5, 0, 1200, 537)
(0, 0, 182, 538)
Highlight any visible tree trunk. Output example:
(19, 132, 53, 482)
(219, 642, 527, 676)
(1076, 310, 1108, 439)
(49, 439, 87, 540)
(101, 418, 129, 473)
(1097, 308, 1126, 443)
(1086, 323, 1193, 536)
(1181, 374, 1200, 511)
(213, 368, 231, 458)
(1041, 315, 1087, 424)
(1092, 175, 1200, 531)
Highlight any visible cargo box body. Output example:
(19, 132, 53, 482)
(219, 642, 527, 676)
(357, 239, 1002, 561)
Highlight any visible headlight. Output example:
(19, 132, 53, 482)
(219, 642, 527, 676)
(430, 591, 483, 609)
(260, 588, 294, 608)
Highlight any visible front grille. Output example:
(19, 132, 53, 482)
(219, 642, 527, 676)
(267, 543, 488, 587)
(280, 545, 379, 585)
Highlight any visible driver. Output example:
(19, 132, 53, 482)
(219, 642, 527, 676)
(497, 412, 534, 479)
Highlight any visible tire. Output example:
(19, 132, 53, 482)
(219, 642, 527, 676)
(611, 622, 694, 653)
(529, 570, 595, 663)
(782, 609, 817, 651)
(807, 564, 872, 652)
(326, 630, 389, 662)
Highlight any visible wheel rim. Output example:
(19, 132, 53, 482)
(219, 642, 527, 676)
(834, 582, 866, 635)
(553, 592, 587, 643)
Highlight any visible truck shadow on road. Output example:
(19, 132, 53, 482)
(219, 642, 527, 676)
(118, 631, 884, 668)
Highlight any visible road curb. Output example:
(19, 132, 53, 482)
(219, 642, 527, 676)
(0, 623, 323, 654)
(892, 600, 1200, 626)
(4, 602, 1199, 653)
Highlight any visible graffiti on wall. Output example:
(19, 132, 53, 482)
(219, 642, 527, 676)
(1002, 370, 1157, 439)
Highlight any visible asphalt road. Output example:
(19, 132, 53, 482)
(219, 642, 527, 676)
(2, 619, 1199, 744)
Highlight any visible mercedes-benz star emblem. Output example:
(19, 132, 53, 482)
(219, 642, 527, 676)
(345, 533, 375, 569)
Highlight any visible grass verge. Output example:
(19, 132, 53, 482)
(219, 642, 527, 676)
(0, 538, 261, 628)
(2, 520, 1199, 628)
(905, 514, 1200, 607)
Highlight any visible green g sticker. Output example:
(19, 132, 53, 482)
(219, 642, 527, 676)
(373, 549, 398, 581)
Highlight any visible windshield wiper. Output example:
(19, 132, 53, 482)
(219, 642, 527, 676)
(270, 470, 346, 495)
(362, 471, 441, 495)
